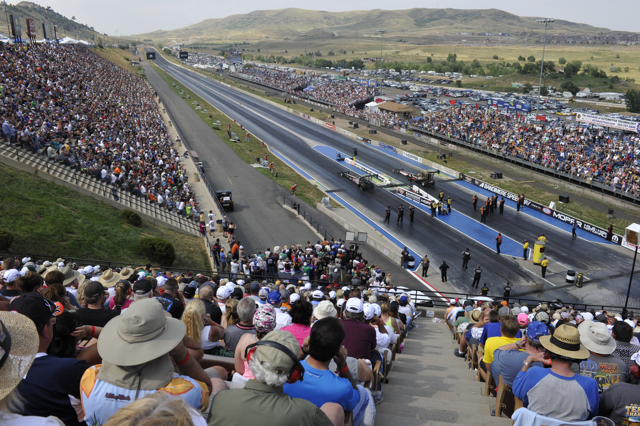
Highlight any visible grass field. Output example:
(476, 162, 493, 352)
(94, 47, 146, 78)
(148, 59, 339, 208)
(0, 167, 210, 270)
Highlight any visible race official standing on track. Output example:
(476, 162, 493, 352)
(523, 240, 529, 260)
(397, 204, 405, 224)
(439, 190, 444, 202)
(541, 256, 549, 278)
(538, 234, 546, 242)
(485, 198, 491, 215)
(439, 261, 449, 282)
(503, 282, 512, 302)
(409, 205, 415, 222)
(437, 201, 443, 215)
(480, 283, 489, 296)
(384, 206, 391, 224)
(496, 233, 502, 254)
(472, 265, 482, 288)
(517, 195, 522, 212)
(472, 195, 478, 211)
(493, 195, 498, 212)
(480, 206, 486, 223)
(572, 222, 577, 238)
(421, 255, 430, 277)
(499, 197, 505, 214)
(401, 247, 410, 269)
(430, 201, 437, 217)
(461, 249, 471, 269)
(447, 197, 452, 213)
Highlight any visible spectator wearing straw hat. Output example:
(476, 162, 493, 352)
(513, 324, 599, 422)
(0, 310, 64, 425)
(10, 293, 89, 426)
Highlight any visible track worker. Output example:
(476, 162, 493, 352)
(383, 206, 391, 224)
(397, 204, 405, 224)
(496, 233, 502, 254)
(421, 255, 430, 277)
(499, 197, 505, 214)
(523, 240, 529, 260)
(540, 257, 549, 278)
(472, 194, 478, 211)
(409, 205, 415, 222)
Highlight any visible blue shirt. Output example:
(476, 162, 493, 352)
(513, 366, 599, 422)
(283, 360, 359, 411)
(479, 322, 522, 345)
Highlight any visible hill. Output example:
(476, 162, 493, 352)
(140, 8, 620, 42)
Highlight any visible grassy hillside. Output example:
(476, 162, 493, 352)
(0, 166, 210, 270)
(6, 1, 98, 42)
(141, 7, 618, 41)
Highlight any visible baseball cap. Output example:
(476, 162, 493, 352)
(250, 282, 260, 293)
(345, 298, 363, 313)
(236, 279, 245, 286)
(399, 295, 408, 302)
(289, 293, 301, 303)
(253, 305, 276, 334)
(85, 281, 107, 299)
(312, 290, 324, 299)
(337, 298, 346, 308)
(279, 289, 291, 301)
(268, 290, 282, 306)
(132, 279, 153, 295)
(217, 286, 232, 299)
(9, 293, 55, 330)
(258, 288, 269, 300)
(449, 299, 456, 305)
(304, 283, 312, 290)
(2, 269, 20, 283)
(526, 321, 549, 342)
(373, 304, 382, 317)
(517, 313, 530, 326)
(363, 303, 375, 320)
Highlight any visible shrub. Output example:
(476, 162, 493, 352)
(492, 55, 499, 60)
(139, 237, 176, 266)
(121, 209, 142, 227)
(0, 228, 14, 251)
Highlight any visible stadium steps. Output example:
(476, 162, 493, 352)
(0, 144, 200, 237)
(376, 318, 510, 426)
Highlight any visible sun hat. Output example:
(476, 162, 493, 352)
(578, 321, 616, 355)
(525, 321, 549, 342)
(0, 311, 39, 401)
(314, 300, 337, 321)
(119, 266, 134, 280)
(345, 298, 364, 314)
(363, 303, 375, 321)
(98, 298, 186, 366)
(253, 305, 277, 334)
(539, 324, 589, 360)
(253, 330, 300, 374)
(98, 269, 120, 288)
(517, 313, 530, 326)
(216, 286, 232, 299)
(290, 293, 301, 303)
(469, 310, 481, 323)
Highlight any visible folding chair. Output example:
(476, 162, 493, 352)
(496, 375, 519, 417)
(484, 369, 496, 397)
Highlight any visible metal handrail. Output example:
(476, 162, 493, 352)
(283, 196, 333, 241)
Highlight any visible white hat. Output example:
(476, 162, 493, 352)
(138, 271, 146, 280)
(226, 281, 235, 289)
(373, 304, 382, 317)
(304, 283, 312, 290)
(289, 293, 301, 303)
(632, 350, 640, 366)
(615, 316, 623, 322)
(334, 268, 338, 273)
(363, 303, 375, 320)
(216, 286, 232, 299)
(337, 298, 346, 308)
(520, 306, 529, 314)
(236, 279, 245, 285)
(57, 262, 65, 268)
(312, 290, 324, 299)
(21, 257, 31, 263)
(581, 312, 594, 322)
(313, 300, 337, 321)
(239, 245, 244, 249)
(624, 319, 636, 328)
(84, 266, 94, 274)
(342, 286, 349, 291)
(19, 267, 28, 276)
(345, 298, 364, 313)
(329, 291, 336, 299)
(42, 261, 52, 267)
(450, 299, 456, 304)
(3, 269, 20, 283)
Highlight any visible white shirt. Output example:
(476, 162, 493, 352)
(374, 326, 391, 349)
(200, 326, 219, 350)
(0, 412, 62, 426)
(230, 262, 240, 273)
(275, 310, 293, 330)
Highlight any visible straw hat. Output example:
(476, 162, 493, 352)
(0, 311, 39, 400)
(98, 269, 120, 288)
(539, 324, 590, 360)
(119, 266, 134, 280)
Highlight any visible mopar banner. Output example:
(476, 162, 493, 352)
(402, 151, 422, 163)
(462, 174, 622, 244)
(488, 99, 531, 113)
(576, 113, 640, 133)
(378, 142, 397, 153)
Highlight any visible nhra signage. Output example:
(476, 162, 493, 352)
(488, 99, 531, 113)
(358, 78, 378, 87)
(462, 174, 622, 245)
(179, 51, 189, 60)
(576, 113, 640, 133)
(396, 187, 432, 207)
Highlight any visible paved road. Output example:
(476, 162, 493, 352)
(151, 53, 640, 308)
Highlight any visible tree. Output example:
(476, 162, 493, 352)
(455, 80, 462, 87)
(626, 90, 640, 113)
(157, 43, 163, 49)
(426, 57, 432, 63)
(527, 55, 536, 63)
(560, 81, 580, 95)
(540, 86, 549, 96)
(558, 57, 566, 65)
(447, 53, 457, 62)
(625, 67, 630, 73)
(563, 60, 582, 78)
(522, 83, 533, 94)
(517, 55, 526, 61)
(492, 55, 499, 60)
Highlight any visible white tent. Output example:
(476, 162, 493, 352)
(365, 101, 379, 114)
(59, 37, 79, 44)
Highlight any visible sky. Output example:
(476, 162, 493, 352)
(21, 0, 639, 35)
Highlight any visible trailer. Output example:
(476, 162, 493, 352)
(392, 169, 439, 187)
(338, 172, 375, 191)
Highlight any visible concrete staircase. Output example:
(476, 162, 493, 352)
(0, 143, 200, 237)
(376, 316, 511, 426)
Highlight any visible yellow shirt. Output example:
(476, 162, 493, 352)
(541, 259, 549, 267)
(523, 242, 529, 250)
(483, 335, 520, 364)
(538, 236, 547, 242)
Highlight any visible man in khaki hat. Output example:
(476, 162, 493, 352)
(59, 265, 84, 308)
(208, 330, 342, 426)
(577, 320, 628, 391)
(81, 298, 225, 425)
(513, 324, 599, 422)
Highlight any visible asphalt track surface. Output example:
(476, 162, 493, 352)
(151, 54, 640, 308)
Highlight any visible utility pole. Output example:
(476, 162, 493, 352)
(536, 18, 554, 98)
(302, 33, 307, 68)
(376, 29, 385, 71)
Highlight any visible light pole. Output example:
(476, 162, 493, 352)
(376, 29, 385, 71)
(302, 33, 307, 68)
(71, 16, 76, 40)
(536, 18, 554, 98)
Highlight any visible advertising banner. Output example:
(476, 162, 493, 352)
(536, 115, 547, 122)
(26, 18, 35, 41)
(378, 142, 397, 153)
(324, 122, 336, 131)
(576, 113, 640, 133)
(488, 99, 531, 112)
(9, 14, 21, 39)
(462, 174, 622, 244)
(396, 187, 432, 207)
(402, 151, 422, 163)
(179, 51, 189, 60)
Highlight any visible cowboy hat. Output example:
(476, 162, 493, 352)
(59, 266, 80, 286)
(0, 311, 39, 401)
(97, 298, 186, 366)
(578, 321, 616, 355)
(539, 324, 590, 360)
(98, 269, 120, 288)
(119, 266, 134, 280)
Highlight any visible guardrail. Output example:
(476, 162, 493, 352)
(283, 196, 333, 241)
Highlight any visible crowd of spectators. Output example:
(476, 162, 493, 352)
(1, 43, 199, 217)
(230, 68, 378, 110)
(447, 298, 640, 424)
(0, 247, 418, 425)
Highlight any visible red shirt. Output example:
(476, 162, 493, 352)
(341, 319, 376, 362)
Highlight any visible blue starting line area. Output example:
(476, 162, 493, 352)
(453, 180, 614, 245)
(313, 145, 401, 185)
(392, 191, 522, 256)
